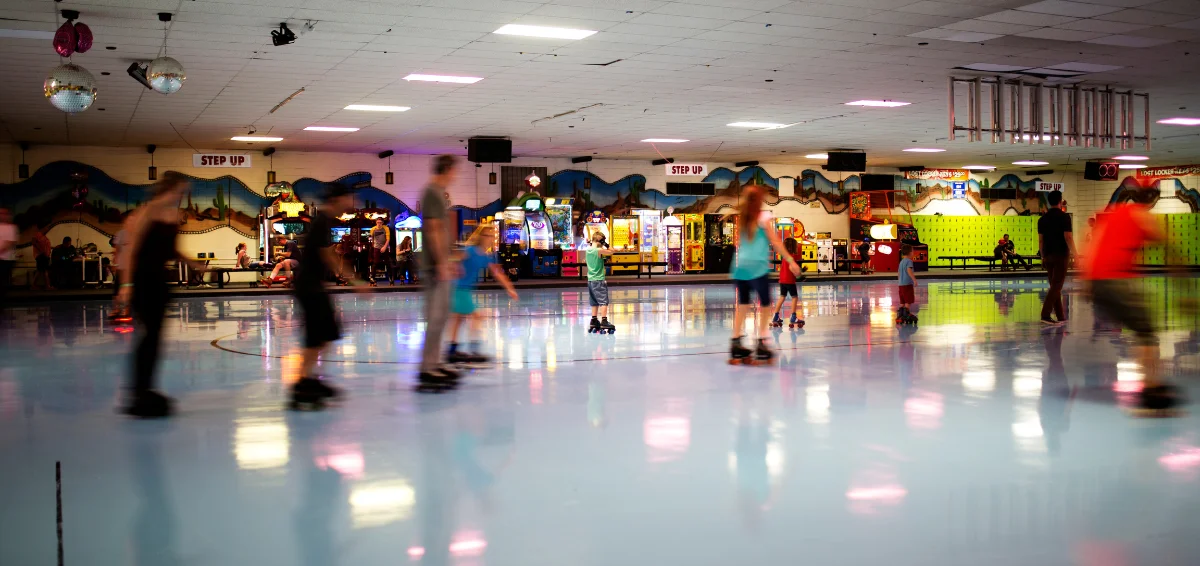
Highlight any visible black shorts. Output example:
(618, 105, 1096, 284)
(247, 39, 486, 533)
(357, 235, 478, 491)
(734, 275, 771, 306)
(296, 292, 341, 349)
(779, 283, 797, 298)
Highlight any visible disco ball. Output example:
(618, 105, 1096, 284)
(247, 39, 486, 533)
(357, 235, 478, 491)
(147, 57, 185, 95)
(44, 63, 97, 113)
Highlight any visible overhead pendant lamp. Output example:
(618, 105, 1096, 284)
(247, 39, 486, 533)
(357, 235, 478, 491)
(264, 147, 276, 184)
(584, 160, 591, 189)
(488, 163, 497, 185)
(378, 149, 395, 184)
(18, 142, 30, 179)
(147, 144, 157, 180)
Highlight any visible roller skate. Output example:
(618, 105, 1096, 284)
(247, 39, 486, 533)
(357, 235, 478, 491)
(599, 317, 616, 334)
(587, 316, 602, 334)
(728, 337, 752, 365)
(121, 389, 175, 419)
(770, 313, 784, 328)
(447, 345, 491, 369)
(414, 367, 460, 393)
(895, 307, 918, 325)
(788, 313, 805, 329)
(288, 376, 341, 411)
(1128, 384, 1186, 418)
(752, 339, 774, 364)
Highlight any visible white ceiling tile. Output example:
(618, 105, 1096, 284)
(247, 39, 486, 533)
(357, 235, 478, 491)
(910, 28, 1006, 42)
(944, 19, 1041, 35)
(1084, 33, 1176, 45)
(1168, 17, 1200, 30)
(978, 9, 1080, 26)
(1094, 8, 1191, 23)
(1046, 61, 1125, 71)
(1070, 0, 1161, 6)
(1139, 0, 1200, 15)
(1016, 1, 1124, 17)
(897, 1, 997, 18)
(1054, 18, 1149, 33)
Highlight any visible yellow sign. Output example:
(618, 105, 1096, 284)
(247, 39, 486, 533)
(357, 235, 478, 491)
(463, 219, 478, 226)
(279, 202, 306, 217)
(612, 222, 630, 249)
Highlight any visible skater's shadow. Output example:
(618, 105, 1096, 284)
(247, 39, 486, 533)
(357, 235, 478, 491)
(128, 426, 181, 566)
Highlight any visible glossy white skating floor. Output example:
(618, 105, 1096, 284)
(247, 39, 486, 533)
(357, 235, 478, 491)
(2, 277, 1200, 566)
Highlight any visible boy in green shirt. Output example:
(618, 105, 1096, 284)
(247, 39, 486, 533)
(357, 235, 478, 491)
(585, 231, 615, 333)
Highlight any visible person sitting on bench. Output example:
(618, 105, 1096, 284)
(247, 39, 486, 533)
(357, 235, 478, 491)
(996, 234, 1029, 270)
(266, 235, 299, 285)
(235, 242, 251, 269)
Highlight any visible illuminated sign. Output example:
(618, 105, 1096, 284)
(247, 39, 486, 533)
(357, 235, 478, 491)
(278, 202, 306, 217)
(1137, 164, 1200, 178)
(951, 181, 967, 198)
(265, 181, 292, 197)
(525, 173, 541, 188)
(870, 223, 898, 240)
(904, 168, 968, 181)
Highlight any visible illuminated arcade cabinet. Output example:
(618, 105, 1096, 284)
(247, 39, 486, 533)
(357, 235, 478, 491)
(545, 198, 576, 277)
(848, 191, 927, 273)
(259, 182, 310, 263)
(678, 213, 705, 273)
(608, 214, 641, 274)
(662, 214, 684, 274)
(704, 213, 737, 273)
(393, 215, 423, 259)
(633, 209, 664, 263)
(509, 194, 560, 277)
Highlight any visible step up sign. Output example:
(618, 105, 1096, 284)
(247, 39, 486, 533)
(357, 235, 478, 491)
(665, 163, 708, 176)
(193, 153, 252, 168)
(1035, 181, 1065, 192)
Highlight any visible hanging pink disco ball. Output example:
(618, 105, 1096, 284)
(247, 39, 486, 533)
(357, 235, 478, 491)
(74, 22, 93, 53)
(53, 21, 77, 57)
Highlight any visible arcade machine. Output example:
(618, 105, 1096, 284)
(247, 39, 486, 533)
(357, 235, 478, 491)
(679, 213, 705, 273)
(772, 216, 797, 272)
(393, 215, 422, 283)
(633, 209, 664, 263)
(848, 190, 928, 273)
(898, 224, 929, 272)
(259, 193, 310, 264)
(511, 194, 560, 277)
(816, 232, 835, 274)
(609, 214, 641, 274)
(662, 215, 684, 274)
(499, 207, 524, 280)
(704, 213, 737, 273)
(546, 199, 576, 277)
(797, 231, 819, 274)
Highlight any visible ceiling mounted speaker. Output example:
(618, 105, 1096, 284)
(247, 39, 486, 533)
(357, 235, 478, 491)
(571, 156, 592, 164)
(651, 158, 674, 166)
(735, 160, 759, 167)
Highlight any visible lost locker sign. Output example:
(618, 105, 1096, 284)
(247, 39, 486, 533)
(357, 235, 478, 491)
(193, 153, 252, 168)
(665, 163, 708, 176)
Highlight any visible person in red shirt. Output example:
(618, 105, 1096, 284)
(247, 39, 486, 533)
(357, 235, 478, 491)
(1083, 188, 1183, 416)
(769, 238, 805, 328)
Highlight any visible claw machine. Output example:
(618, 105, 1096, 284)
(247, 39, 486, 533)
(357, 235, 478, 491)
(678, 213, 705, 273)
(609, 214, 641, 275)
(663, 215, 684, 274)
(499, 207, 525, 280)
(546, 198, 576, 277)
(633, 209, 664, 264)
(772, 216, 797, 272)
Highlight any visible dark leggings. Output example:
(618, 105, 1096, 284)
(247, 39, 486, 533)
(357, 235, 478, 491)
(132, 287, 168, 392)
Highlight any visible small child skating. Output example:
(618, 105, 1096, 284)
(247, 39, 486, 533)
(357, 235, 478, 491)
(585, 231, 615, 334)
(896, 244, 918, 325)
(730, 186, 801, 364)
(446, 225, 518, 365)
(770, 237, 806, 329)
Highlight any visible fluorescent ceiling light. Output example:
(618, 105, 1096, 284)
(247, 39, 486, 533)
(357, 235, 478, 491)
(641, 138, 688, 143)
(963, 165, 995, 170)
(805, 153, 829, 159)
(1118, 163, 1147, 169)
(305, 126, 360, 132)
(493, 24, 597, 40)
(1158, 117, 1200, 126)
(903, 148, 945, 153)
(845, 100, 910, 107)
(231, 136, 283, 142)
(1111, 155, 1148, 161)
(0, 29, 56, 40)
(1021, 134, 1060, 140)
(727, 122, 788, 129)
(1012, 160, 1049, 166)
(403, 74, 483, 84)
(344, 104, 410, 112)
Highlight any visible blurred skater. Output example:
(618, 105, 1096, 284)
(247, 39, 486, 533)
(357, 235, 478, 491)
(289, 183, 371, 408)
(417, 155, 462, 388)
(1082, 188, 1185, 416)
(446, 225, 518, 365)
(0, 208, 15, 306)
(116, 172, 208, 417)
(729, 186, 800, 363)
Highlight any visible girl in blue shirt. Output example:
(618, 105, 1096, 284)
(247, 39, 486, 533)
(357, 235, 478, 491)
(731, 185, 801, 363)
(447, 225, 518, 364)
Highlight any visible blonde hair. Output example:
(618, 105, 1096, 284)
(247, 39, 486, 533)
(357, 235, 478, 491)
(738, 185, 766, 239)
(466, 224, 495, 247)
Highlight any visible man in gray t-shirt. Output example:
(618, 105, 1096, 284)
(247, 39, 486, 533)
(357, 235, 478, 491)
(418, 155, 461, 386)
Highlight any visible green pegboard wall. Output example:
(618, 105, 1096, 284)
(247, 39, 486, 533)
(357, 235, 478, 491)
(911, 215, 1039, 262)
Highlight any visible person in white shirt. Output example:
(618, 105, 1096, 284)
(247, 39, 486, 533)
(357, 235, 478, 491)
(0, 208, 16, 304)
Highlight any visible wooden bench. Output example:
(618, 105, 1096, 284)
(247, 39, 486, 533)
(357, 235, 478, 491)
(939, 255, 1042, 271)
(210, 266, 274, 288)
(561, 261, 669, 280)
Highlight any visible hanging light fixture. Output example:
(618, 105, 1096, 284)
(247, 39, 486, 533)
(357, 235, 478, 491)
(489, 163, 497, 185)
(18, 142, 30, 179)
(379, 150, 394, 184)
(264, 147, 276, 184)
(147, 144, 157, 180)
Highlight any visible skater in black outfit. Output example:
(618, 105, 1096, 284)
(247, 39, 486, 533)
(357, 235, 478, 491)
(290, 183, 371, 409)
(116, 172, 208, 417)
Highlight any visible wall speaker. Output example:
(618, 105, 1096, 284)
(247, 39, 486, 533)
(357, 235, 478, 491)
(1084, 161, 1119, 181)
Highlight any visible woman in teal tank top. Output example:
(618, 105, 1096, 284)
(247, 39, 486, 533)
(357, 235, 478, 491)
(730, 186, 801, 363)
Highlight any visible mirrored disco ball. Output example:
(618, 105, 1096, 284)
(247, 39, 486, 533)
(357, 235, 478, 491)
(147, 56, 185, 94)
(44, 63, 97, 113)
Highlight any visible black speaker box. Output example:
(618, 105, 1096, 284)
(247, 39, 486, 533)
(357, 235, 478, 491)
(468, 138, 512, 163)
(827, 152, 866, 172)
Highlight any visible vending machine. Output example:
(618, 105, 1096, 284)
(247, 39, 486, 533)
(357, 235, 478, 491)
(663, 215, 684, 274)
(681, 213, 705, 273)
(815, 232, 835, 274)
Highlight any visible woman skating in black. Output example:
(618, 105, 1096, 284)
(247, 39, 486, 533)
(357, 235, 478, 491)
(116, 172, 206, 417)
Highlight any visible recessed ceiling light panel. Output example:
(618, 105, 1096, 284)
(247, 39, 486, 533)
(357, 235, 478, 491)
(963, 165, 995, 170)
(1158, 117, 1200, 126)
(727, 122, 788, 129)
(1012, 160, 1049, 166)
(231, 136, 283, 142)
(641, 138, 688, 143)
(403, 74, 483, 84)
(1111, 155, 1148, 161)
(845, 100, 910, 107)
(344, 104, 411, 112)
(493, 24, 597, 40)
(1118, 163, 1147, 169)
(903, 148, 945, 153)
(805, 153, 829, 159)
(304, 126, 359, 132)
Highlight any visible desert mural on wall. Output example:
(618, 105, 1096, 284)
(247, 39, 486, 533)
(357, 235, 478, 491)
(1106, 174, 1200, 212)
